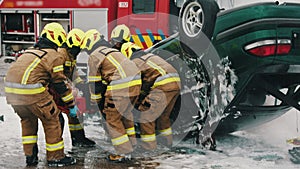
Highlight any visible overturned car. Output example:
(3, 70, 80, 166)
(145, 0, 300, 147)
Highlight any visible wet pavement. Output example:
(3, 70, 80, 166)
(0, 96, 165, 169)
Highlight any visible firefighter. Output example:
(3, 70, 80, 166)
(54, 28, 96, 147)
(81, 29, 141, 162)
(122, 42, 181, 151)
(110, 24, 181, 151)
(110, 24, 131, 51)
(4, 22, 76, 167)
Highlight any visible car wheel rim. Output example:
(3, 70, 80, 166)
(182, 1, 204, 38)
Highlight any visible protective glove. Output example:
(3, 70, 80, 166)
(69, 105, 78, 117)
(134, 101, 141, 110)
(134, 90, 148, 110)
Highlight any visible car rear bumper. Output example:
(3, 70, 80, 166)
(216, 64, 300, 134)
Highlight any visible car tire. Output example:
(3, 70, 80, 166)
(178, 0, 219, 55)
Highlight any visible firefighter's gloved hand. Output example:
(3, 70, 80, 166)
(69, 105, 78, 117)
(134, 102, 141, 110)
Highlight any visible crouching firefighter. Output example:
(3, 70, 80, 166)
(81, 29, 141, 162)
(49, 28, 95, 147)
(4, 22, 76, 167)
(117, 41, 181, 151)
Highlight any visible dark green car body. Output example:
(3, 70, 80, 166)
(148, 2, 300, 135)
(214, 2, 300, 90)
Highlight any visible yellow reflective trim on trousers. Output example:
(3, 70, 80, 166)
(88, 76, 102, 82)
(65, 61, 72, 67)
(111, 134, 130, 146)
(141, 134, 156, 142)
(69, 124, 83, 131)
(74, 77, 83, 84)
(22, 135, 38, 144)
(106, 55, 127, 78)
(146, 60, 166, 76)
(126, 127, 136, 136)
(91, 93, 102, 100)
(21, 58, 41, 84)
(107, 79, 141, 91)
(62, 92, 74, 102)
(5, 86, 46, 94)
(46, 140, 64, 152)
(102, 80, 108, 85)
(159, 127, 172, 136)
(152, 77, 181, 89)
(53, 65, 64, 73)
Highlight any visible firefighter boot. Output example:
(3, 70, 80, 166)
(71, 129, 96, 147)
(26, 144, 38, 166)
(107, 154, 132, 163)
(47, 156, 76, 167)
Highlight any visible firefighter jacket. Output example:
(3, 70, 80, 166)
(132, 53, 181, 93)
(5, 48, 75, 107)
(57, 48, 83, 84)
(88, 46, 141, 103)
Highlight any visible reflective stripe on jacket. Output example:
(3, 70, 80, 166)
(132, 53, 181, 92)
(88, 46, 141, 99)
(5, 48, 74, 105)
(5, 82, 46, 95)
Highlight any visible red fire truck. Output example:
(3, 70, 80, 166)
(0, 0, 188, 59)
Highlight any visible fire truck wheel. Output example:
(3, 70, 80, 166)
(178, 0, 219, 55)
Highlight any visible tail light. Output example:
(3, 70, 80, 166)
(244, 39, 291, 57)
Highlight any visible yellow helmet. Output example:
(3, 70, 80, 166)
(81, 29, 101, 51)
(111, 24, 131, 43)
(121, 42, 141, 58)
(66, 28, 85, 48)
(40, 22, 67, 47)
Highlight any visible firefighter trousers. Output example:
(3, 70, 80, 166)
(139, 89, 180, 150)
(68, 115, 87, 140)
(103, 96, 137, 154)
(12, 97, 65, 161)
